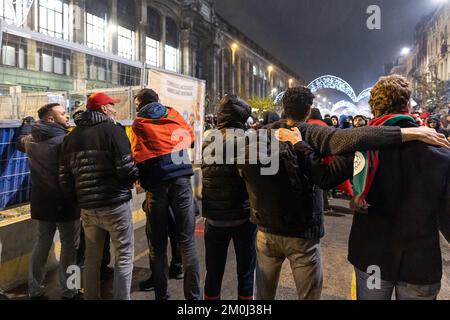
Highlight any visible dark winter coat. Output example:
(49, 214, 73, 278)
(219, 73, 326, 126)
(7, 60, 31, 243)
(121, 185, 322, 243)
(17, 121, 79, 221)
(202, 96, 252, 222)
(239, 120, 403, 239)
(348, 119, 450, 285)
(59, 111, 139, 210)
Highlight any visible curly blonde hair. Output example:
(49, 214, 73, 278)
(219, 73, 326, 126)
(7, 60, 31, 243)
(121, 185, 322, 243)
(369, 75, 411, 118)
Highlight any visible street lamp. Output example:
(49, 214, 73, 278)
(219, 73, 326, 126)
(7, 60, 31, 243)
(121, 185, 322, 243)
(268, 65, 274, 94)
(231, 43, 238, 65)
(400, 47, 411, 56)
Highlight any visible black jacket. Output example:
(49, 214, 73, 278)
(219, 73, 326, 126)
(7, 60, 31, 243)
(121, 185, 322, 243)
(239, 120, 403, 239)
(201, 96, 252, 222)
(17, 121, 79, 222)
(348, 120, 450, 285)
(59, 111, 139, 210)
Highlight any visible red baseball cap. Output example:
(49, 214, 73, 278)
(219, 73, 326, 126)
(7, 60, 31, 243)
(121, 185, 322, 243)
(86, 92, 121, 111)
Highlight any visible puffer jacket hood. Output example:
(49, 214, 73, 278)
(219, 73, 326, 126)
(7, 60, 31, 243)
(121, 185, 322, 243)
(31, 121, 67, 143)
(74, 111, 113, 127)
(138, 102, 168, 119)
(339, 115, 351, 129)
(217, 95, 252, 130)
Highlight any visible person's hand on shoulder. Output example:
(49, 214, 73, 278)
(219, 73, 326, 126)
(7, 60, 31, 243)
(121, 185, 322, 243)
(401, 126, 450, 149)
(275, 127, 303, 145)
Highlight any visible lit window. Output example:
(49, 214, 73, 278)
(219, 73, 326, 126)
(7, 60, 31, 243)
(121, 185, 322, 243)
(89, 64, 97, 80)
(253, 66, 258, 76)
(85, 13, 107, 51)
(0, 0, 16, 24)
(65, 58, 70, 76)
(118, 26, 136, 60)
(97, 66, 106, 81)
(53, 56, 64, 74)
(2, 45, 16, 66)
(19, 48, 25, 68)
(165, 45, 178, 72)
(146, 37, 160, 67)
(42, 53, 53, 72)
(39, 0, 70, 40)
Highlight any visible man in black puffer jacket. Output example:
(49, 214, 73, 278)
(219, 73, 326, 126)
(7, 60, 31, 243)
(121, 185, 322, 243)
(202, 95, 256, 300)
(17, 103, 80, 300)
(60, 92, 139, 300)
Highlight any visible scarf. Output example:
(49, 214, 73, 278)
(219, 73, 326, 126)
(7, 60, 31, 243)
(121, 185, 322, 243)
(351, 113, 417, 213)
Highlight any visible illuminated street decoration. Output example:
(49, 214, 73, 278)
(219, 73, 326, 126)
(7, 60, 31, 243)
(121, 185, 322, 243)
(274, 76, 373, 114)
(357, 87, 372, 102)
(332, 100, 357, 113)
(307, 75, 358, 102)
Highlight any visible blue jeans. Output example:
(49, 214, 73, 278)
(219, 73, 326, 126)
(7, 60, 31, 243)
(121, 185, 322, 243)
(81, 201, 134, 300)
(204, 220, 257, 300)
(355, 268, 441, 300)
(147, 176, 200, 300)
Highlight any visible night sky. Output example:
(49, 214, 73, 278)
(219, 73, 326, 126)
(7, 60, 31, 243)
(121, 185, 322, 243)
(216, 0, 438, 93)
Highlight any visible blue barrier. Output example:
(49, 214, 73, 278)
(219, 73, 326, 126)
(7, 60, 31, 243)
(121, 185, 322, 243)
(0, 128, 31, 210)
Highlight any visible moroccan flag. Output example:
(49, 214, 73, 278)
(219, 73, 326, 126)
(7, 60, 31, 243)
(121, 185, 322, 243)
(351, 114, 417, 213)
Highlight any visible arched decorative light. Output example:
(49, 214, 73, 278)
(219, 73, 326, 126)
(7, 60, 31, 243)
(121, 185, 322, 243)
(273, 75, 373, 106)
(307, 75, 358, 102)
(331, 100, 358, 114)
(356, 87, 372, 102)
(273, 91, 285, 105)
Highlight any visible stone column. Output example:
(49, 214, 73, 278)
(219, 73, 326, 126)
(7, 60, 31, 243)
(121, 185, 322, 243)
(244, 60, 250, 98)
(180, 29, 191, 76)
(236, 55, 241, 96)
(250, 64, 255, 98)
(230, 51, 235, 94)
(72, 0, 85, 44)
(72, 52, 87, 85)
(220, 49, 225, 96)
(111, 62, 119, 84)
(211, 46, 220, 98)
(160, 15, 166, 69)
(108, 0, 118, 55)
(26, 39, 38, 71)
(138, 0, 147, 64)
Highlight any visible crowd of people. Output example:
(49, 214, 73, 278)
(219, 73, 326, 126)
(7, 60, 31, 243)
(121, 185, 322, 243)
(15, 74, 450, 301)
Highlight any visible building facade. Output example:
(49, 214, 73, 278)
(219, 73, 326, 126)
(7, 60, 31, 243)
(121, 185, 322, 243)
(0, 0, 302, 114)
(387, 3, 450, 111)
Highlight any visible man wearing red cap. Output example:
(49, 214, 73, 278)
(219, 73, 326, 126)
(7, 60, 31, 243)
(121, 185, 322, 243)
(60, 92, 139, 300)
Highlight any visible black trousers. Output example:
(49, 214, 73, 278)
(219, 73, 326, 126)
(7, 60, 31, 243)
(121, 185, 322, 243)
(204, 220, 257, 300)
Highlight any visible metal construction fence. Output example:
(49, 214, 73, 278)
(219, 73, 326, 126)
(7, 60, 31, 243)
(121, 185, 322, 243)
(0, 86, 201, 210)
(0, 86, 143, 121)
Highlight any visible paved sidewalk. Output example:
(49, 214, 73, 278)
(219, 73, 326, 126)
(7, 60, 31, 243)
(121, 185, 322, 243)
(3, 199, 450, 300)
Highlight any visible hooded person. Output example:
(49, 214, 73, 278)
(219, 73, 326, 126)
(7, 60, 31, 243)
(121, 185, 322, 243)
(339, 114, 352, 129)
(201, 94, 257, 300)
(131, 88, 200, 301)
(330, 115, 340, 128)
(427, 116, 449, 138)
